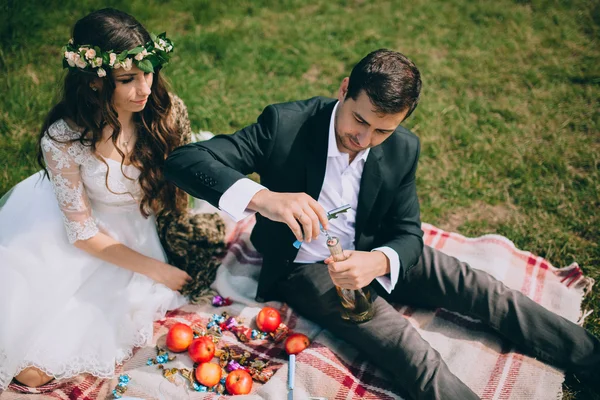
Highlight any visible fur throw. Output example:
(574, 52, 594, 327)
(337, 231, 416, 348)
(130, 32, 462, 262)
(156, 211, 227, 300)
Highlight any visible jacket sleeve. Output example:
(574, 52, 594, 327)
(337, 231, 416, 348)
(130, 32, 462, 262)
(376, 139, 424, 275)
(164, 105, 278, 208)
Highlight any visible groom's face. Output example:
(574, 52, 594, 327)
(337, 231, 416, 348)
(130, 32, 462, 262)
(335, 78, 408, 157)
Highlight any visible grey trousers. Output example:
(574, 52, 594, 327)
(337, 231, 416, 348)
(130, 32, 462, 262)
(275, 245, 600, 400)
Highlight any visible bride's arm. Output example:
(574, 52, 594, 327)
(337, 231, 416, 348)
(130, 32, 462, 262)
(40, 127, 191, 291)
(74, 233, 191, 291)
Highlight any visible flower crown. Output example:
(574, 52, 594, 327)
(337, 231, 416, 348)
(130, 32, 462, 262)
(62, 32, 174, 77)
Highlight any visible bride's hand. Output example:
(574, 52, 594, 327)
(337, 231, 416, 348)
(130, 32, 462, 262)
(147, 262, 192, 292)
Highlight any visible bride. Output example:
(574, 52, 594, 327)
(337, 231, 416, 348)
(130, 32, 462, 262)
(0, 8, 196, 389)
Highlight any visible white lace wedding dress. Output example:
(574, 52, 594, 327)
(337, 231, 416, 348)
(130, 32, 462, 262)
(0, 119, 187, 389)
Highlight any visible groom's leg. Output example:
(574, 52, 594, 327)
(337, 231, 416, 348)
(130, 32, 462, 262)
(385, 245, 600, 373)
(276, 262, 480, 400)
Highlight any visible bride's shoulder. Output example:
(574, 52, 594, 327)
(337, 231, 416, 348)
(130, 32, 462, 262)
(41, 120, 91, 165)
(44, 118, 85, 142)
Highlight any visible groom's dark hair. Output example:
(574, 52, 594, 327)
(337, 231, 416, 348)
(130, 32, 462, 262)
(346, 49, 422, 119)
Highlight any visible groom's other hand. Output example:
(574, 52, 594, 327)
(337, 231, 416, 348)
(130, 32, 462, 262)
(325, 250, 390, 290)
(248, 189, 329, 243)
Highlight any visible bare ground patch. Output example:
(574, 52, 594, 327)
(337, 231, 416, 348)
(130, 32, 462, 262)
(437, 201, 517, 232)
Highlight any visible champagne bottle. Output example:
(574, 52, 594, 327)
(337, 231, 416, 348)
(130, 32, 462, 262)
(326, 236, 375, 323)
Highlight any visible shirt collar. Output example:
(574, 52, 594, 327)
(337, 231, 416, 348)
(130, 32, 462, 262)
(328, 101, 370, 162)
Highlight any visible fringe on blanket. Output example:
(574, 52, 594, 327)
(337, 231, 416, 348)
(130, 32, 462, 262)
(554, 263, 596, 326)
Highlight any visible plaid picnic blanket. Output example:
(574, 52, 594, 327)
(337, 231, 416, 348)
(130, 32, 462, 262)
(2, 217, 594, 400)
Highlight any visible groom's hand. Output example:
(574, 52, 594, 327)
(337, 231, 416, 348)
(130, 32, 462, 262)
(248, 189, 329, 242)
(325, 250, 390, 290)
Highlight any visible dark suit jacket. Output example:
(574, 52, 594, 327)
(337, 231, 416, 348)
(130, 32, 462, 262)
(165, 97, 424, 301)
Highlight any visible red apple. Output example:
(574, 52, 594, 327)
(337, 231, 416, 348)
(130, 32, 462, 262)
(255, 306, 281, 333)
(225, 369, 253, 395)
(166, 323, 194, 353)
(188, 336, 216, 363)
(285, 333, 310, 355)
(195, 362, 222, 387)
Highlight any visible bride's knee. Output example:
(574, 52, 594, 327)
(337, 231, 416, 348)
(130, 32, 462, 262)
(14, 367, 54, 387)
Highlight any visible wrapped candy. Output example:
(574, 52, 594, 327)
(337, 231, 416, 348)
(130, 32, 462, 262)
(269, 323, 290, 343)
(211, 313, 226, 324)
(232, 350, 252, 364)
(249, 359, 269, 370)
(215, 346, 272, 384)
(192, 325, 206, 338)
(158, 366, 180, 383)
(207, 325, 223, 336)
(215, 347, 231, 367)
(147, 346, 176, 365)
(225, 359, 248, 372)
(112, 374, 130, 398)
(230, 325, 253, 342)
(214, 381, 226, 394)
(212, 295, 233, 307)
(192, 382, 208, 392)
(248, 366, 275, 383)
(223, 316, 238, 329)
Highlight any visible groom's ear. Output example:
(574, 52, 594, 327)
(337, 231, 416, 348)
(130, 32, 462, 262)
(337, 77, 350, 102)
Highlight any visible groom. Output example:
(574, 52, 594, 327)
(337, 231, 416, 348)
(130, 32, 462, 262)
(165, 49, 599, 399)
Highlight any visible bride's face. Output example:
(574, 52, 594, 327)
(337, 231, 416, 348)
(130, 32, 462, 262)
(111, 65, 153, 115)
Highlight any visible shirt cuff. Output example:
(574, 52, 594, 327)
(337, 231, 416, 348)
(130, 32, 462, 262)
(218, 178, 266, 222)
(372, 246, 400, 294)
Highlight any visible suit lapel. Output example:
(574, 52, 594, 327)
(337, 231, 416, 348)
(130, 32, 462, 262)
(305, 102, 335, 200)
(355, 145, 383, 241)
(301, 100, 384, 240)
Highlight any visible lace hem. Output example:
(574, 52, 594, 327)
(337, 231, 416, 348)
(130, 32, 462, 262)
(0, 300, 174, 390)
(0, 349, 9, 391)
(63, 215, 100, 244)
(0, 337, 146, 390)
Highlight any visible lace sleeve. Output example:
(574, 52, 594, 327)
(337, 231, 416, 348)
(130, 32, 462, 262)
(169, 93, 192, 146)
(41, 125, 99, 244)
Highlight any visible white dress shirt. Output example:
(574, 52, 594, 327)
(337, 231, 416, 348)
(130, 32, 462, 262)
(218, 102, 400, 293)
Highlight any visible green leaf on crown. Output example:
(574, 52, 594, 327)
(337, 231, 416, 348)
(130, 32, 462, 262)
(128, 46, 144, 55)
(136, 59, 154, 73)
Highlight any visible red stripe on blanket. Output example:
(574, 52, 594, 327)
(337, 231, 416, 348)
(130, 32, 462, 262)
(481, 255, 536, 398)
(422, 224, 561, 273)
(313, 343, 400, 395)
(301, 350, 398, 399)
(436, 231, 450, 249)
(225, 215, 256, 245)
(498, 254, 548, 399)
(498, 354, 524, 400)
(83, 375, 105, 400)
(228, 238, 262, 261)
(336, 375, 357, 399)
(228, 243, 262, 266)
(481, 343, 513, 399)
(403, 306, 415, 318)
(65, 375, 92, 400)
(68, 387, 86, 400)
(423, 227, 438, 247)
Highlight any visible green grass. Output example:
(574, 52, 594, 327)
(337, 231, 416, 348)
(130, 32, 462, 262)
(1, 0, 599, 398)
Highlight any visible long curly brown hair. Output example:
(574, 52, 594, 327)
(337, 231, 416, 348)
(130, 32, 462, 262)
(37, 8, 185, 217)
